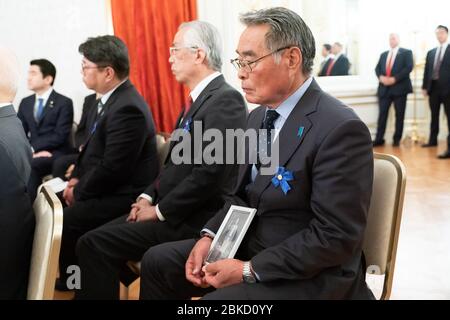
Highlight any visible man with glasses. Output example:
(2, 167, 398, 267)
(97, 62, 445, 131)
(55, 35, 160, 291)
(74, 21, 247, 299)
(139, 7, 374, 300)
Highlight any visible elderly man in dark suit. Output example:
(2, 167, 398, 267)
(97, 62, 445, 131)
(17, 59, 73, 202)
(139, 7, 374, 300)
(0, 48, 35, 299)
(422, 25, 450, 159)
(55, 35, 160, 290)
(373, 33, 413, 147)
(74, 21, 247, 299)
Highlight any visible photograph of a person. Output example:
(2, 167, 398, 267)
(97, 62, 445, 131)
(205, 206, 257, 264)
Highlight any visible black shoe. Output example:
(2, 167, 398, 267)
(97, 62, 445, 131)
(55, 278, 72, 292)
(372, 140, 385, 147)
(438, 151, 450, 159)
(422, 143, 437, 148)
(392, 141, 400, 147)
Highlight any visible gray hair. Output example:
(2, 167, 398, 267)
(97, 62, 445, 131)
(179, 20, 223, 71)
(240, 7, 316, 75)
(0, 47, 20, 100)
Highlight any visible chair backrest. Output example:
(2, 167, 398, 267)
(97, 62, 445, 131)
(27, 186, 63, 300)
(363, 152, 406, 300)
(156, 133, 170, 168)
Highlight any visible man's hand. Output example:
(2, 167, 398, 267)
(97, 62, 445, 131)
(33, 151, 53, 158)
(135, 205, 159, 222)
(64, 164, 75, 180)
(63, 178, 79, 207)
(127, 197, 152, 222)
(185, 237, 213, 288)
(422, 89, 428, 97)
(203, 259, 244, 289)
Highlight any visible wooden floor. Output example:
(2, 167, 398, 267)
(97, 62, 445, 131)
(54, 140, 450, 300)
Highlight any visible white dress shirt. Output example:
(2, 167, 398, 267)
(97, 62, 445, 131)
(33, 87, 53, 119)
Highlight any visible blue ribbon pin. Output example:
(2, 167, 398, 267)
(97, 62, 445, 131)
(183, 118, 193, 132)
(271, 167, 294, 195)
(297, 126, 305, 138)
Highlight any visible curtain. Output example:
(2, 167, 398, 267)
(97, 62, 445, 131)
(111, 0, 197, 133)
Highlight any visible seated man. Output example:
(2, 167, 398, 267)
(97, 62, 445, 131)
(139, 7, 375, 300)
(56, 35, 160, 289)
(17, 59, 73, 202)
(74, 21, 247, 299)
(51, 93, 99, 180)
(0, 47, 35, 299)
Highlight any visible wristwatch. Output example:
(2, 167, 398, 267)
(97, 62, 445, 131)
(242, 261, 256, 284)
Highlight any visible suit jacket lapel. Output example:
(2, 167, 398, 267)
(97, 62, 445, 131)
(251, 79, 320, 199)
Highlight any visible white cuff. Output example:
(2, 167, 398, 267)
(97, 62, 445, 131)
(200, 228, 216, 239)
(155, 204, 166, 221)
(138, 193, 153, 205)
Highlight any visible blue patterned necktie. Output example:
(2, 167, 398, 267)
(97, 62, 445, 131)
(36, 98, 44, 121)
(257, 109, 280, 170)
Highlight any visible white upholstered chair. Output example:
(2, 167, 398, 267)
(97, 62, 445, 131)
(27, 185, 63, 300)
(364, 152, 406, 300)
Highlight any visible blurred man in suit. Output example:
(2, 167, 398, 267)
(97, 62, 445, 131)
(318, 43, 333, 76)
(51, 93, 99, 180)
(422, 25, 450, 159)
(322, 42, 350, 76)
(56, 35, 160, 290)
(0, 47, 35, 299)
(139, 7, 374, 300)
(373, 34, 413, 147)
(17, 59, 73, 202)
(75, 21, 247, 299)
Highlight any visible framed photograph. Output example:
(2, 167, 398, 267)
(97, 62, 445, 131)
(205, 205, 257, 264)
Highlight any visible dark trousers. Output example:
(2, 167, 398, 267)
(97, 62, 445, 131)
(59, 194, 134, 284)
(139, 239, 376, 300)
(28, 156, 55, 202)
(74, 214, 198, 300)
(375, 95, 407, 144)
(428, 81, 450, 147)
(52, 153, 78, 179)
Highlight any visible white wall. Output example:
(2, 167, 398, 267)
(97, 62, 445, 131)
(0, 0, 113, 122)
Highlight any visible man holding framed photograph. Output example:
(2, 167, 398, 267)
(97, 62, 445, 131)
(139, 7, 375, 300)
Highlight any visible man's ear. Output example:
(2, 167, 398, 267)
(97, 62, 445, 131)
(195, 48, 207, 65)
(288, 47, 302, 69)
(104, 66, 116, 82)
(44, 75, 54, 86)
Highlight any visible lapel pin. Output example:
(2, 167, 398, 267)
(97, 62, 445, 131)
(297, 126, 305, 138)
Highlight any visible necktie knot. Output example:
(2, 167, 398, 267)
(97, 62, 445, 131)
(97, 100, 104, 114)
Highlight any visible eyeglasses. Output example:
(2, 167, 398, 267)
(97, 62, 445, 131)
(230, 46, 293, 73)
(169, 46, 199, 56)
(81, 64, 109, 71)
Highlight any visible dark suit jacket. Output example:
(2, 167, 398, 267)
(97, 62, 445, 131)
(327, 55, 350, 76)
(0, 105, 35, 299)
(205, 79, 374, 299)
(422, 45, 450, 96)
(144, 75, 247, 231)
(72, 80, 159, 201)
(17, 90, 73, 155)
(318, 58, 331, 76)
(74, 93, 98, 149)
(375, 48, 413, 98)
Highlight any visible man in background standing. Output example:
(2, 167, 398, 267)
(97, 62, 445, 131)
(373, 33, 413, 147)
(422, 25, 450, 159)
